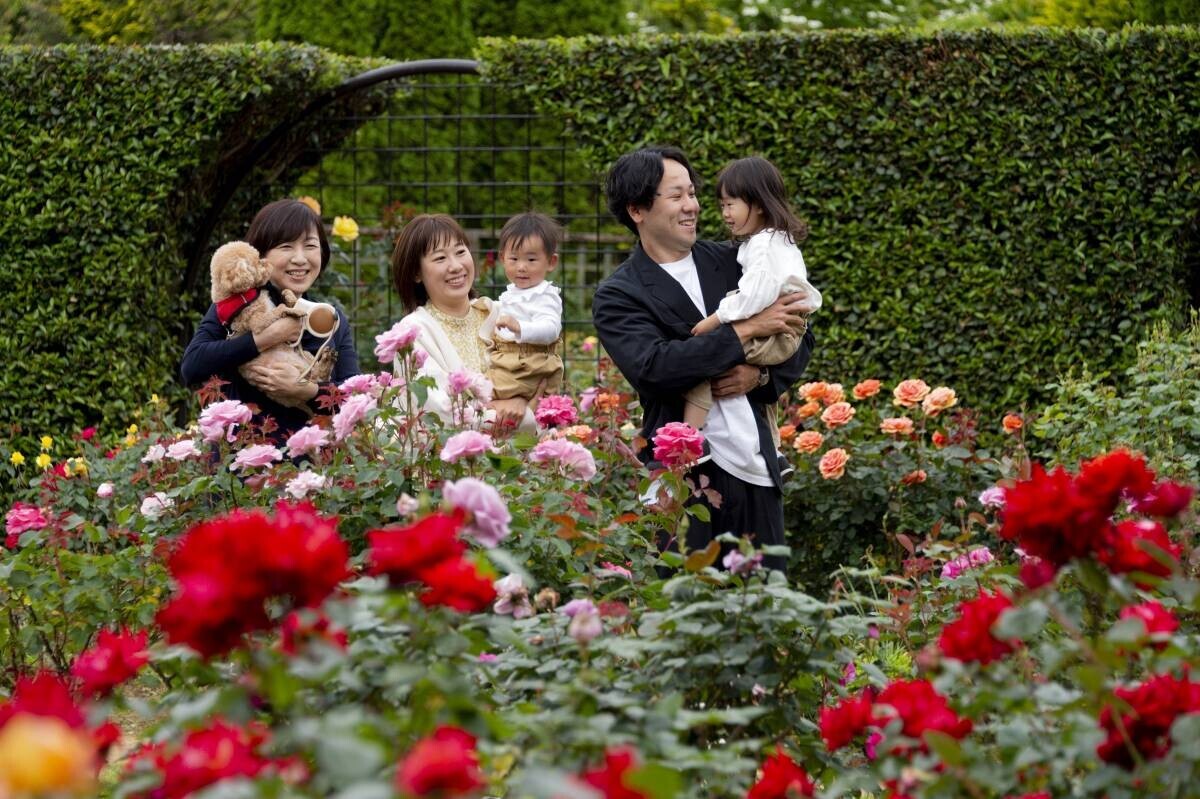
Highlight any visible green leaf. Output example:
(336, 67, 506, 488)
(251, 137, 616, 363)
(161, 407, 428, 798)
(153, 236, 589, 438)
(923, 730, 965, 766)
(993, 601, 1047, 641)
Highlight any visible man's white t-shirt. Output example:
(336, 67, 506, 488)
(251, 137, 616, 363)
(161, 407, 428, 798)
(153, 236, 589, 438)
(658, 254, 773, 487)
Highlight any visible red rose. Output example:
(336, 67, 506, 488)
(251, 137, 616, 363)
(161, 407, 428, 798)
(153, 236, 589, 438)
(1097, 673, 1200, 768)
(419, 558, 497, 613)
(578, 746, 649, 799)
(368, 510, 466, 585)
(874, 679, 973, 752)
(1000, 464, 1112, 567)
(1075, 449, 1155, 512)
(938, 589, 1018, 665)
(819, 691, 874, 751)
(142, 719, 288, 798)
(1119, 601, 1178, 650)
(70, 628, 149, 696)
(394, 725, 485, 797)
(1096, 519, 1179, 585)
(1019, 558, 1058, 590)
(746, 745, 814, 799)
(1134, 480, 1194, 518)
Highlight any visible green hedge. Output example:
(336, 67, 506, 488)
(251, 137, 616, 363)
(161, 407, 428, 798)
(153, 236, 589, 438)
(0, 44, 375, 445)
(477, 28, 1200, 415)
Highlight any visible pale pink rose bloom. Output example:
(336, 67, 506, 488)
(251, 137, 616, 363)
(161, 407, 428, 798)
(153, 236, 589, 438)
(412, 349, 429, 368)
(723, 550, 763, 575)
(560, 598, 598, 618)
(446, 369, 494, 403)
(339, 374, 378, 395)
(286, 425, 330, 458)
(140, 492, 174, 520)
(6, 502, 48, 536)
(922, 386, 958, 416)
(651, 422, 704, 467)
(396, 493, 419, 516)
(892, 379, 931, 408)
(978, 486, 1006, 509)
(374, 321, 420, 363)
(529, 438, 597, 480)
(820, 401, 856, 429)
(231, 444, 283, 471)
(879, 417, 915, 436)
(443, 477, 511, 548)
(493, 574, 533, 619)
(166, 439, 201, 461)
(440, 430, 498, 463)
(285, 471, 326, 500)
(568, 610, 603, 644)
(579, 386, 600, 412)
(599, 561, 632, 579)
(141, 444, 166, 463)
(96, 482, 114, 499)
(535, 395, 578, 428)
(751, 684, 768, 699)
(332, 394, 378, 441)
(198, 399, 253, 443)
(818, 447, 850, 480)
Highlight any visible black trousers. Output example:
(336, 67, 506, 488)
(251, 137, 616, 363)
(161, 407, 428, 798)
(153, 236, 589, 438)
(662, 459, 787, 573)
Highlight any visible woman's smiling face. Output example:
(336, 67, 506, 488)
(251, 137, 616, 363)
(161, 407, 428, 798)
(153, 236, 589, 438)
(264, 226, 322, 295)
(419, 235, 475, 311)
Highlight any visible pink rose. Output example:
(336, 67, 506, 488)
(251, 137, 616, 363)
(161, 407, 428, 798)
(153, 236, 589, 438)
(568, 609, 603, 643)
(96, 482, 114, 499)
(852, 379, 882, 399)
(561, 598, 598, 618)
(793, 430, 824, 454)
(6, 502, 48, 539)
(818, 448, 849, 480)
(599, 561, 633, 579)
(139, 492, 174, 520)
(529, 437, 597, 480)
(285, 471, 326, 499)
(198, 399, 253, 444)
(339, 374, 379, 395)
(446, 369, 493, 402)
(443, 477, 511, 548)
(820, 401, 856, 429)
(493, 574, 532, 619)
(978, 486, 1006, 509)
(441, 430, 498, 463)
(333, 394, 378, 441)
(723, 550, 763, 575)
(166, 439, 201, 461)
(374, 321, 420, 364)
(231, 444, 282, 471)
(579, 386, 600, 412)
(879, 417, 915, 436)
(652, 422, 704, 467)
(534, 395, 578, 428)
(141, 443, 166, 463)
(922, 386, 958, 416)
(892, 379, 931, 408)
(286, 425, 330, 458)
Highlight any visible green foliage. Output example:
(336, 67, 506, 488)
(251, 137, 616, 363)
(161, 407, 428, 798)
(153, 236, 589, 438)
(477, 28, 1200, 419)
(1037, 0, 1200, 27)
(0, 44, 374, 452)
(55, 0, 256, 43)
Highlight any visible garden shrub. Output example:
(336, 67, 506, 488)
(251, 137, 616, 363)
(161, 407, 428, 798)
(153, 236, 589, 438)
(477, 27, 1200, 417)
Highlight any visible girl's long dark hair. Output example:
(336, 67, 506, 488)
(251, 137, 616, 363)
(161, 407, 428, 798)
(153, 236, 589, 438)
(715, 156, 808, 243)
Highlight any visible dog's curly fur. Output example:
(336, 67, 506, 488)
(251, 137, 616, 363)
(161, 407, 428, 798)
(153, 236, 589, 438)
(210, 241, 335, 409)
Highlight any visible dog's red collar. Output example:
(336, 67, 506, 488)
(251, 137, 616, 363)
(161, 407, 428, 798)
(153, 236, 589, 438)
(215, 288, 259, 326)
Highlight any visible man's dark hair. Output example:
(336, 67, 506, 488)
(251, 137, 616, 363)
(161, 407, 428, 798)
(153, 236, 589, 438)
(605, 146, 699, 235)
(246, 199, 331, 269)
(715, 156, 808, 243)
(498, 211, 562, 257)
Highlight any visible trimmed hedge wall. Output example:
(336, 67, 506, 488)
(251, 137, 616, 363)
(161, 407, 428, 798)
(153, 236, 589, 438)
(0, 44, 375, 443)
(478, 28, 1200, 415)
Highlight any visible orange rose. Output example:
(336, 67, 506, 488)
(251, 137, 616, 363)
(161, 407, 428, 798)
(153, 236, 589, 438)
(880, 417, 914, 436)
(594, 392, 622, 413)
(796, 401, 822, 420)
(892, 379, 931, 408)
(922, 386, 958, 416)
(793, 430, 824, 454)
(296, 195, 322, 215)
(901, 469, 927, 485)
(931, 431, 948, 449)
(820, 401, 856, 429)
(818, 447, 850, 480)
(0, 715, 96, 795)
(778, 424, 797, 442)
(1002, 414, 1024, 434)
(558, 424, 596, 443)
(822, 383, 846, 405)
(798, 382, 828, 403)
(852, 379, 882, 399)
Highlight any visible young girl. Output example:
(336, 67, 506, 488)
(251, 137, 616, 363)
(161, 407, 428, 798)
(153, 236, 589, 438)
(682, 156, 822, 446)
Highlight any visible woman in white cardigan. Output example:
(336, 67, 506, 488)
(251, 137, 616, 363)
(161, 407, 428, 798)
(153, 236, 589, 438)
(389, 214, 535, 432)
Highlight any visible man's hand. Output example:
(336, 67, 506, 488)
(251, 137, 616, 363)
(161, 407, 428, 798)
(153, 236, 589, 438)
(489, 396, 528, 436)
(730, 293, 811, 343)
(711, 364, 761, 399)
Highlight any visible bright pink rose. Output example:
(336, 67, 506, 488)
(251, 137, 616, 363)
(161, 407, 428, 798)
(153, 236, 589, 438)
(529, 437, 597, 479)
(652, 421, 704, 467)
(286, 425, 329, 458)
(198, 400, 253, 444)
(534, 395, 578, 428)
(332, 394, 378, 441)
(232, 444, 282, 471)
(338, 374, 379, 395)
(373, 320, 420, 363)
(441, 431, 498, 463)
(6, 502, 48, 538)
(443, 477, 511, 548)
(446, 369, 493, 402)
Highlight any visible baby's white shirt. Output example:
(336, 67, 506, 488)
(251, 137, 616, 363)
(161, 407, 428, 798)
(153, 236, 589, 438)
(715, 229, 823, 323)
(494, 280, 563, 344)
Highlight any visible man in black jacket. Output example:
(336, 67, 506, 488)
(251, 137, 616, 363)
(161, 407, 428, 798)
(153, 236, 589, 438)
(592, 146, 815, 571)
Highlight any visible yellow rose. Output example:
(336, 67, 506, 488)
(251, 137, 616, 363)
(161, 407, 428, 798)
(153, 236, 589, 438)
(71, 458, 88, 477)
(297, 195, 322, 215)
(35, 453, 51, 469)
(332, 216, 360, 242)
(0, 714, 96, 795)
(150, 393, 161, 405)
(127, 423, 138, 434)
(9, 451, 25, 466)
(40, 436, 52, 451)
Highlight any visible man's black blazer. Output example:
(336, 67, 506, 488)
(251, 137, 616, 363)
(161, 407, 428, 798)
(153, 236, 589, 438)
(591, 239, 814, 491)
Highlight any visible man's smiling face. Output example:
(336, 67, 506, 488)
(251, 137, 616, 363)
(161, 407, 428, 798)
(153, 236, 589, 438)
(631, 157, 699, 261)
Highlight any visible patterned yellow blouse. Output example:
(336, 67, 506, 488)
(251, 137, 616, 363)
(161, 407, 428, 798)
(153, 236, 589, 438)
(424, 301, 490, 375)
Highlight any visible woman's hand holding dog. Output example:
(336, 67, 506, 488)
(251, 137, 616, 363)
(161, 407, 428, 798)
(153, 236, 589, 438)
(243, 360, 318, 404)
(253, 315, 305, 351)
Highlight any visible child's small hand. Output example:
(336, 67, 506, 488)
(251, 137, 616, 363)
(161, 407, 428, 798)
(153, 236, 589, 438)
(496, 314, 522, 336)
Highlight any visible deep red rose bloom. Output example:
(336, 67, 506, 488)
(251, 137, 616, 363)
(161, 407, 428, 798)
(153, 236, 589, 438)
(938, 589, 1018, 665)
(1075, 449, 1155, 513)
(1134, 479, 1195, 518)
(137, 719, 283, 799)
(1096, 519, 1179, 585)
(394, 725, 485, 797)
(1119, 601, 1179, 648)
(71, 627, 150, 696)
(0, 671, 85, 730)
(746, 746, 814, 799)
(255, 501, 350, 606)
(1000, 464, 1112, 567)
(1019, 558, 1058, 590)
(820, 691, 874, 751)
(874, 679, 973, 752)
(1097, 673, 1200, 768)
(419, 558, 497, 613)
(578, 746, 649, 799)
(368, 510, 466, 585)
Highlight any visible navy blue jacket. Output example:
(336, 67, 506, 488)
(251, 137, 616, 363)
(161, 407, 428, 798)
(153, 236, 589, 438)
(180, 286, 360, 438)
